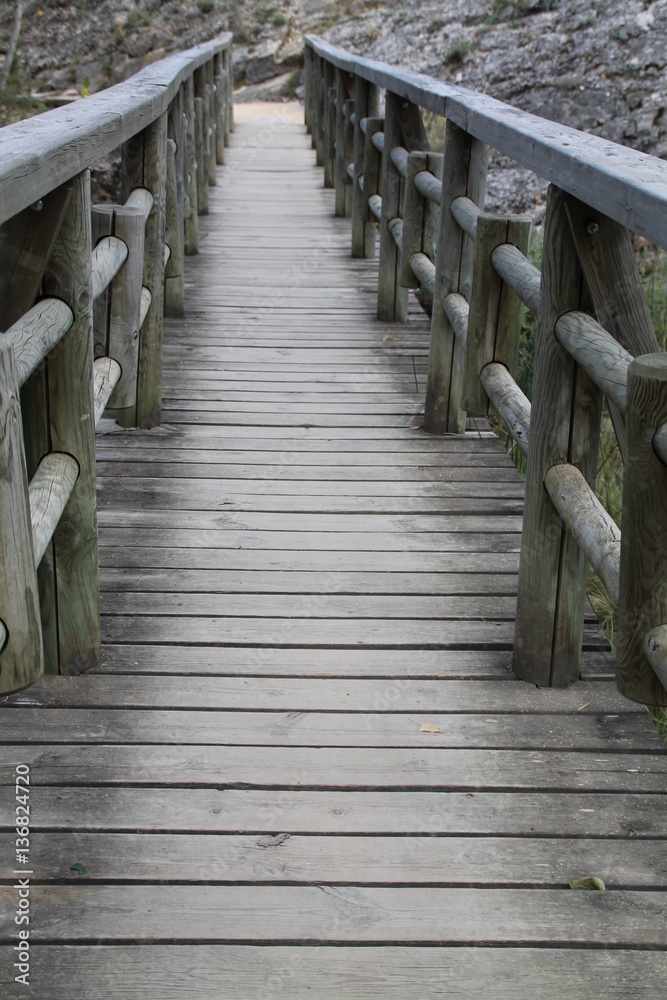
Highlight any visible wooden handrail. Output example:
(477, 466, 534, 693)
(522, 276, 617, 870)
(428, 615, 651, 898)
(0, 36, 234, 694)
(306, 34, 667, 248)
(0, 35, 233, 227)
(306, 36, 667, 707)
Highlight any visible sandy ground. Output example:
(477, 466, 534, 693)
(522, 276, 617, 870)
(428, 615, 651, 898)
(232, 100, 304, 124)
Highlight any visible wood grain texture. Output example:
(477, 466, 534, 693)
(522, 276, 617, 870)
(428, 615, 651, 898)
(0, 36, 232, 226)
(0, 345, 43, 692)
(513, 186, 602, 687)
(42, 170, 100, 674)
(0, 106, 660, 989)
(1, 945, 665, 1000)
(306, 36, 667, 248)
(618, 354, 667, 705)
(424, 120, 488, 433)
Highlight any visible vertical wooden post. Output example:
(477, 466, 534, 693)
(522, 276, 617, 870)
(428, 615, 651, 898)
(315, 58, 325, 167)
(91, 205, 114, 359)
(0, 344, 44, 693)
(334, 68, 348, 216)
(564, 194, 660, 461)
(42, 170, 100, 673)
(138, 114, 168, 430)
(424, 120, 488, 434)
(462, 213, 531, 416)
(377, 93, 428, 322)
(194, 95, 208, 216)
(324, 81, 336, 190)
(351, 76, 379, 258)
(400, 150, 442, 288)
(213, 53, 225, 165)
(343, 98, 355, 218)
(304, 47, 312, 134)
(0, 187, 74, 674)
(165, 137, 185, 317)
(226, 46, 234, 134)
(377, 92, 405, 321)
(205, 59, 217, 186)
(184, 75, 199, 254)
(20, 368, 58, 673)
(617, 355, 667, 707)
(513, 185, 603, 687)
(108, 205, 145, 415)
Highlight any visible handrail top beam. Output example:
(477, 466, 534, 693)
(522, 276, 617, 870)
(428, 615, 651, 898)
(306, 34, 667, 248)
(0, 33, 232, 227)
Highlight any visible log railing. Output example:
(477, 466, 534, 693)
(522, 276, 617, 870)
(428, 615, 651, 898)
(305, 35, 667, 708)
(0, 34, 233, 694)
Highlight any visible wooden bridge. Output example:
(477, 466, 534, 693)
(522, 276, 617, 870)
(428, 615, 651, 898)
(0, 32, 666, 998)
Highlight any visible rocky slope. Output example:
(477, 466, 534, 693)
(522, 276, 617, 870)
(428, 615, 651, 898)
(2, 1, 665, 213)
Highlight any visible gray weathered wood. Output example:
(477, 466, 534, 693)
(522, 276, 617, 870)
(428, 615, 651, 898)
(400, 151, 441, 289)
(491, 242, 541, 317)
(544, 463, 621, 602)
(1, 298, 73, 386)
(183, 74, 199, 254)
(105, 205, 144, 413)
(122, 113, 168, 429)
(514, 186, 603, 687)
(463, 213, 531, 416)
(0, 184, 71, 329)
(42, 169, 100, 675)
(334, 68, 348, 216)
(0, 345, 43, 692)
(164, 137, 185, 317)
(0, 36, 233, 227)
(93, 357, 121, 426)
(90, 235, 127, 300)
(618, 354, 667, 706)
(194, 95, 208, 216)
(480, 362, 531, 456)
(554, 310, 632, 415)
(351, 76, 379, 257)
(378, 94, 420, 321)
(29, 452, 79, 568)
(644, 624, 667, 691)
(305, 36, 667, 249)
(424, 120, 488, 433)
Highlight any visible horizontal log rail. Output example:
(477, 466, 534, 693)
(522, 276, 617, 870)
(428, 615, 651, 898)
(28, 452, 79, 568)
(91, 236, 128, 299)
(0, 34, 233, 693)
(305, 35, 667, 708)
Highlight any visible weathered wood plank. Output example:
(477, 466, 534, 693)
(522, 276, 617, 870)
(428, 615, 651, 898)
(1, 833, 662, 886)
(0, 705, 643, 750)
(0, 744, 663, 792)
(3, 678, 624, 714)
(2, 945, 664, 1000)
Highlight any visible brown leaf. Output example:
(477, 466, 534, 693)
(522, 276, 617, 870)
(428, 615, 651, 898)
(419, 723, 441, 734)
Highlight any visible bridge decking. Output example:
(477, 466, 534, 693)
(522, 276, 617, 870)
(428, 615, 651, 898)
(1, 104, 666, 997)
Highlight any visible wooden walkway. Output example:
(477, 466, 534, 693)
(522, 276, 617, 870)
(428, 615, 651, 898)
(1, 103, 666, 997)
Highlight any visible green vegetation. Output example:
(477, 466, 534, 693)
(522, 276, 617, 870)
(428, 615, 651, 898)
(256, 6, 278, 25)
(196, 0, 215, 14)
(125, 5, 151, 29)
(445, 40, 471, 65)
(0, 60, 45, 127)
(427, 19, 446, 35)
(280, 69, 302, 98)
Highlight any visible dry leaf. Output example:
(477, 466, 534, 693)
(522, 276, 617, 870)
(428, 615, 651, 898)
(570, 877, 606, 891)
(572, 700, 592, 715)
(383, 334, 397, 342)
(410, 425, 422, 431)
(419, 723, 441, 734)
